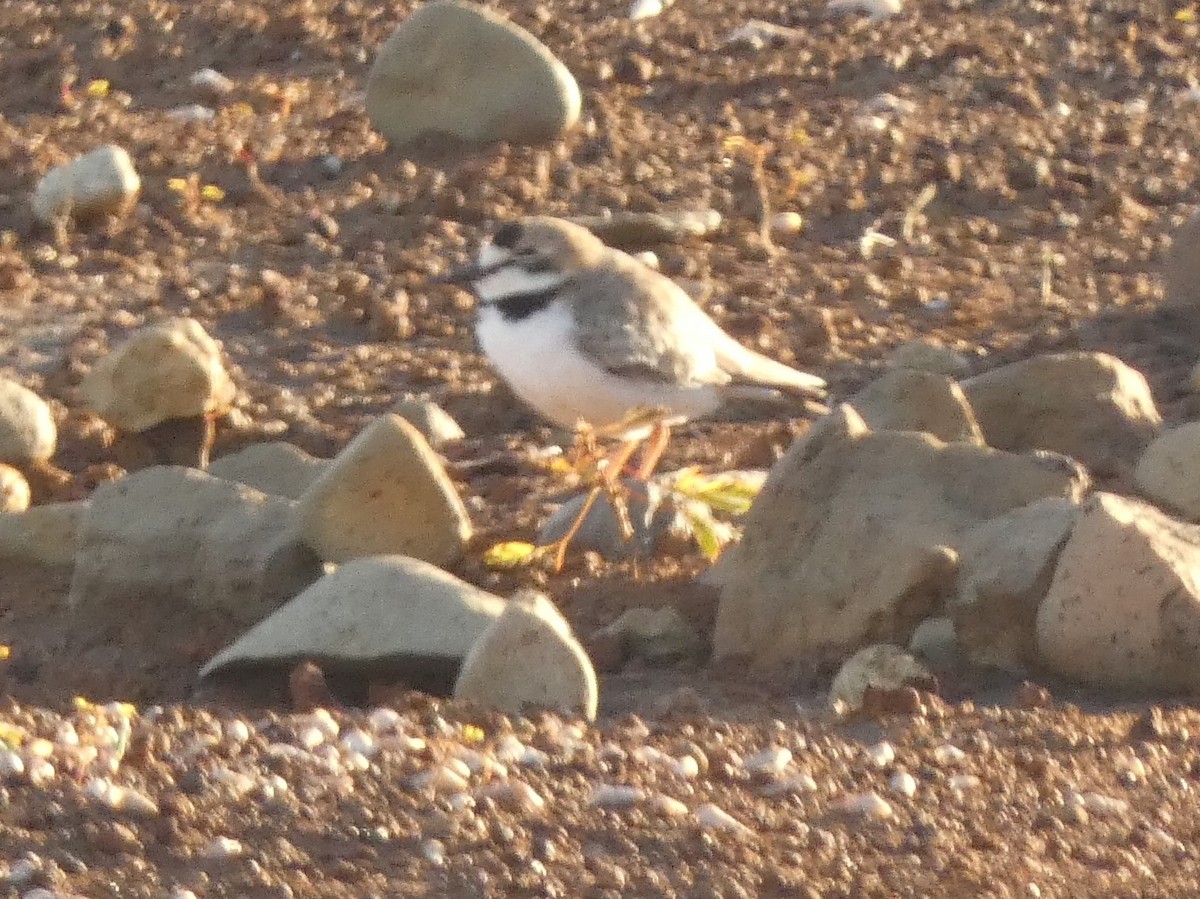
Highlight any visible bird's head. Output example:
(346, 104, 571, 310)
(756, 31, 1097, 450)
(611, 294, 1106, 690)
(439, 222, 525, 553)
(433, 217, 606, 302)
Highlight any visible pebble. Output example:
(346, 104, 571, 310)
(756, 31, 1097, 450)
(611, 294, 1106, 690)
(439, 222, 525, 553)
(673, 754, 700, 779)
(421, 839, 447, 865)
(770, 211, 804, 235)
(836, 791, 894, 819)
(948, 774, 981, 793)
(762, 772, 818, 796)
(0, 750, 25, 779)
(590, 784, 645, 808)
(30, 145, 141, 225)
(167, 104, 216, 123)
(201, 836, 244, 860)
(933, 743, 966, 766)
(5, 856, 39, 886)
(890, 770, 918, 797)
(695, 803, 754, 837)
(409, 764, 469, 794)
(629, 0, 666, 20)
(866, 741, 896, 768)
(647, 793, 689, 817)
(744, 745, 792, 779)
(190, 67, 234, 95)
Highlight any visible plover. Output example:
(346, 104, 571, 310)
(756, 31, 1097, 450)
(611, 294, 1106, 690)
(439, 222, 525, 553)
(437, 216, 828, 442)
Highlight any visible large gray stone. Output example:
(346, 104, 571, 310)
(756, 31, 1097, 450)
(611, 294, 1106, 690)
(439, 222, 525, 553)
(69, 467, 321, 625)
(1134, 422, 1200, 521)
(82, 318, 237, 433)
(961, 352, 1161, 477)
(1036, 492, 1200, 691)
(365, 0, 581, 149)
(295, 414, 472, 566)
(201, 555, 505, 679)
(209, 442, 327, 500)
(847, 368, 984, 445)
(712, 406, 1089, 667)
(951, 497, 1078, 672)
(0, 500, 86, 566)
(455, 590, 597, 721)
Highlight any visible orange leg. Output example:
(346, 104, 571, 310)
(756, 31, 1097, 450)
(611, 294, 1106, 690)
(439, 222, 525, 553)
(630, 421, 671, 481)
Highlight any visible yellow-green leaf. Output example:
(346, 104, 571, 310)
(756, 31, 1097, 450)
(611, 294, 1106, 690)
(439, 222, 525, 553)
(483, 541, 541, 569)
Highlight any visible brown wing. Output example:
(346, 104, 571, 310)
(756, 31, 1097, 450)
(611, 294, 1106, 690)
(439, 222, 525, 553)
(570, 253, 731, 387)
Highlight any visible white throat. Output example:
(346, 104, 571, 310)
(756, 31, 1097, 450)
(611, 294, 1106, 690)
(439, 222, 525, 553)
(475, 266, 566, 303)
(471, 241, 567, 303)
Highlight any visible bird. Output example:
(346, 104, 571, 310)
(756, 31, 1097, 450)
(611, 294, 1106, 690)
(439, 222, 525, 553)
(436, 216, 828, 452)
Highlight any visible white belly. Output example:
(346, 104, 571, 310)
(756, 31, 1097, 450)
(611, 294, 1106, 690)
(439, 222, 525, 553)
(476, 303, 722, 432)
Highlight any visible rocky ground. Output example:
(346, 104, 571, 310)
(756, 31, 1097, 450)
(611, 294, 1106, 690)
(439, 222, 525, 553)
(4, 0, 1200, 894)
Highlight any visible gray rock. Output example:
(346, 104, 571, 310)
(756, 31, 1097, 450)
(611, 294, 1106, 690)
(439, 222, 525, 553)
(594, 606, 705, 664)
(455, 590, 597, 721)
(961, 352, 1162, 478)
(847, 368, 984, 445)
(952, 497, 1078, 673)
(82, 318, 237, 433)
(1164, 206, 1200, 309)
(70, 467, 321, 626)
(365, 0, 581, 149)
(0, 500, 86, 566)
(1135, 422, 1200, 521)
(201, 555, 504, 680)
(31, 145, 141, 224)
(391, 396, 466, 448)
(1036, 492, 1200, 691)
(0, 378, 56, 464)
(538, 477, 684, 560)
(209, 442, 327, 500)
(295, 414, 472, 566)
(712, 405, 1089, 667)
(886, 340, 970, 378)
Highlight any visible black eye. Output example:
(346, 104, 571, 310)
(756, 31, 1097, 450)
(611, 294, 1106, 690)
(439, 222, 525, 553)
(492, 222, 523, 249)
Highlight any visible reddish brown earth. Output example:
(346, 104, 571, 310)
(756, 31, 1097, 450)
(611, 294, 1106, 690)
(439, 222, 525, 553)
(3, 0, 1200, 894)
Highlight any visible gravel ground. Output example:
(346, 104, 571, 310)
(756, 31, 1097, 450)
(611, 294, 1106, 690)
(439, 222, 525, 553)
(4, 0, 1200, 892)
(4, 693, 1200, 898)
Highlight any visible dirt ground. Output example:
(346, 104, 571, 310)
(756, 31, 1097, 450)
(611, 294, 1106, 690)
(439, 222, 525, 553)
(3, 0, 1200, 894)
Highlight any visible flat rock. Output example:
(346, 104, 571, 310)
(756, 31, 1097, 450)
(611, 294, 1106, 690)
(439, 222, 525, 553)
(209, 442, 327, 500)
(455, 590, 598, 721)
(961, 352, 1162, 478)
(712, 405, 1089, 667)
(1163, 206, 1200, 309)
(201, 556, 505, 681)
(0, 500, 86, 566)
(295, 414, 472, 566)
(365, 0, 581, 150)
(829, 644, 930, 711)
(886, 340, 971, 378)
(847, 368, 984, 445)
(70, 467, 322, 626)
(593, 606, 705, 664)
(0, 464, 31, 512)
(391, 397, 465, 448)
(1036, 492, 1200, 691)
(31, 145, 141, 224)
(1135, 422, 1200, 521)
(951, 497, 1078, 672)
(0, 378, 56, 464)
(82, 318, 237, 433)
